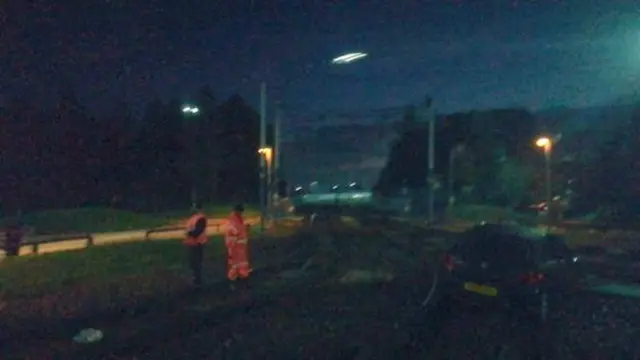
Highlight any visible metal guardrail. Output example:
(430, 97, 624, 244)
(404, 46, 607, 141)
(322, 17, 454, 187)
(0, 233, 94, 254)
(144, 226, 183, 241)
(143, 218, 262, 241)
(143, 223, 224, 241)
(0, 217, 264, 256)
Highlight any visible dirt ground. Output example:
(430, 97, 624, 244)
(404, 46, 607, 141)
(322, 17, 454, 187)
(4, 219, 640, 359)
(24, 273, 640, 360)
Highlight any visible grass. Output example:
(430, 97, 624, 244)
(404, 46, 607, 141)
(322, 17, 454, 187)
(1, 204, 259, 235)
(0, 219, 298, 300)
(0, 239, 219, 299)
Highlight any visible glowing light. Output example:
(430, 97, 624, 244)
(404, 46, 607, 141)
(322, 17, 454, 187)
(182, 105, 199, 114)
(258, 147, 273, 165)
(331, 52, 368, 64)
(535, 137, 551, 148)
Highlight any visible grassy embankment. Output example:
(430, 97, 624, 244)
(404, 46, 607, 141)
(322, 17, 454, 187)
(1, 204, 259, 235)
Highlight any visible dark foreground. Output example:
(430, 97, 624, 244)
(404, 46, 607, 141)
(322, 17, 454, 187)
(8, 271, 639, 360)
(5, 222, 640, 359)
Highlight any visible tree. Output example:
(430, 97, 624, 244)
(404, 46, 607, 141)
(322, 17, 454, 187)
(394, 105, 417, 135)
(93, 101, 135, 207)
(49, 90, 101, 207)
(495, 158, 534, 208)
(583, 103, 640, 221)
(215, 94, 262, 203)
(193, 85, 219, 203)
(132, 98, 185, 211)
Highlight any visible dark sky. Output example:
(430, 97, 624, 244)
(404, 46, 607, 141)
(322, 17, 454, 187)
(2, 0, 640, 115)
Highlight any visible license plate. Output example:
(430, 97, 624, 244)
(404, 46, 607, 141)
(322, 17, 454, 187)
(464, 282, 498, 296)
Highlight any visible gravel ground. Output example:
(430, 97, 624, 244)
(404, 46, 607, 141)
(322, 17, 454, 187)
(7, 222, 640, 360)
(69, 279, 434, 360)
(556, 290, 640, 359)
(38, 270, 638, 360)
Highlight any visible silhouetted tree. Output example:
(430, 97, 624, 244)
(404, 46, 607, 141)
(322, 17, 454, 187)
(375, 107, 538, 210)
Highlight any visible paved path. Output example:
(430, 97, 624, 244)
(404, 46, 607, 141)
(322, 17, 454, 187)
(2, 217, 260, 257)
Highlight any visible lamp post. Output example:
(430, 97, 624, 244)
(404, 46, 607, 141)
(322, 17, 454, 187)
(535, 135, 555, 229)
(258, 147, 273, 232)
(422, 96, 436, 223)
(259, 83, 267, 233)
(448, 144, 465, 210)
(181, 105, 200, 114)
(182, 104, 200, 209)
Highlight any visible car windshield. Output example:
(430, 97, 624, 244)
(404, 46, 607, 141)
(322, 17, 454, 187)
(2, 2, 639, 359)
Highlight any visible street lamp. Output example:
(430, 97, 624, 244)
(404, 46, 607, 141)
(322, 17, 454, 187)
(182, 104, 201, 209)
(258, 147, 273, 233)
(258, 147, 273, 173)
(535, 135, 559, 229)
(535, 136, 551, 151)
(182, 105, 200, 114)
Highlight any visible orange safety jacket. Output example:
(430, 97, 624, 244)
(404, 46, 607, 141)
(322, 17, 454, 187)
(225, 212, 248, 246)
(184, 212, 208, 246)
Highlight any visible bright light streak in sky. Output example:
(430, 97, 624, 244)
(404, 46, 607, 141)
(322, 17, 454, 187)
(331, 52, 368, 64)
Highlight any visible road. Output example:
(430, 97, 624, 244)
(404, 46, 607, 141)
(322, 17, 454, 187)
(3, 217, 260, 257)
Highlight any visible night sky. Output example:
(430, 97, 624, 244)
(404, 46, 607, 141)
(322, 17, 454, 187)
(2, 1, 640, 116)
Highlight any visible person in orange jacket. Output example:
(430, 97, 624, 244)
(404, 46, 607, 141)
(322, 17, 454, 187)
(225, 204, 252, 284)
(184, 206, 208, 287)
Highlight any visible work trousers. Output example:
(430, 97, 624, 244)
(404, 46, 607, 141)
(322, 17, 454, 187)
(187, 244, 204, 286)
(226, 240, 251, 281)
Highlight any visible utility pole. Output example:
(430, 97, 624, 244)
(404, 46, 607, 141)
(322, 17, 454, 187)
(448, 144, 464, 211)
(259, 82, 267, 233)
(274, 105, 282, 180)
(544, 147, 552, 230)
(426, 96, 435, 224)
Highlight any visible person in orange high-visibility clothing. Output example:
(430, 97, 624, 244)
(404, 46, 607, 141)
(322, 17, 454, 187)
(184, 206, 208, 288)
(225, 204, 252, 283)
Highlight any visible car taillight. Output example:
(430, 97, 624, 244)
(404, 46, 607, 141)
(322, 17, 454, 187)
(444, 253, 455, 271)
(520, 272, 545, 284)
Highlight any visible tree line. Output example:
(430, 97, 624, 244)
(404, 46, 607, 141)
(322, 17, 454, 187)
(0, 86, 271, 215)
(375, 102, 640, 220)
(3, 85, 640, 222)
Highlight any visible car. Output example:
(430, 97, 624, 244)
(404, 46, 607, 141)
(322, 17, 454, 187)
(437, 223, 581, 321)
(421, 223, 583, 357)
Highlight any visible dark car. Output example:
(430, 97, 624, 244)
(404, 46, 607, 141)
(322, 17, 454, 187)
(418, 223, 583, 357)
(436, 223, 581, 322)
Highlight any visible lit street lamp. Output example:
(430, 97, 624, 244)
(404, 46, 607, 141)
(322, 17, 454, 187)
(182, 105, 200, 114)
(182, 104, 201, 209)
(258, 147, 273, 233)
(535, 136, 551, 151)
(258, 147, 273, 177)
(535, 134, 561, 228)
